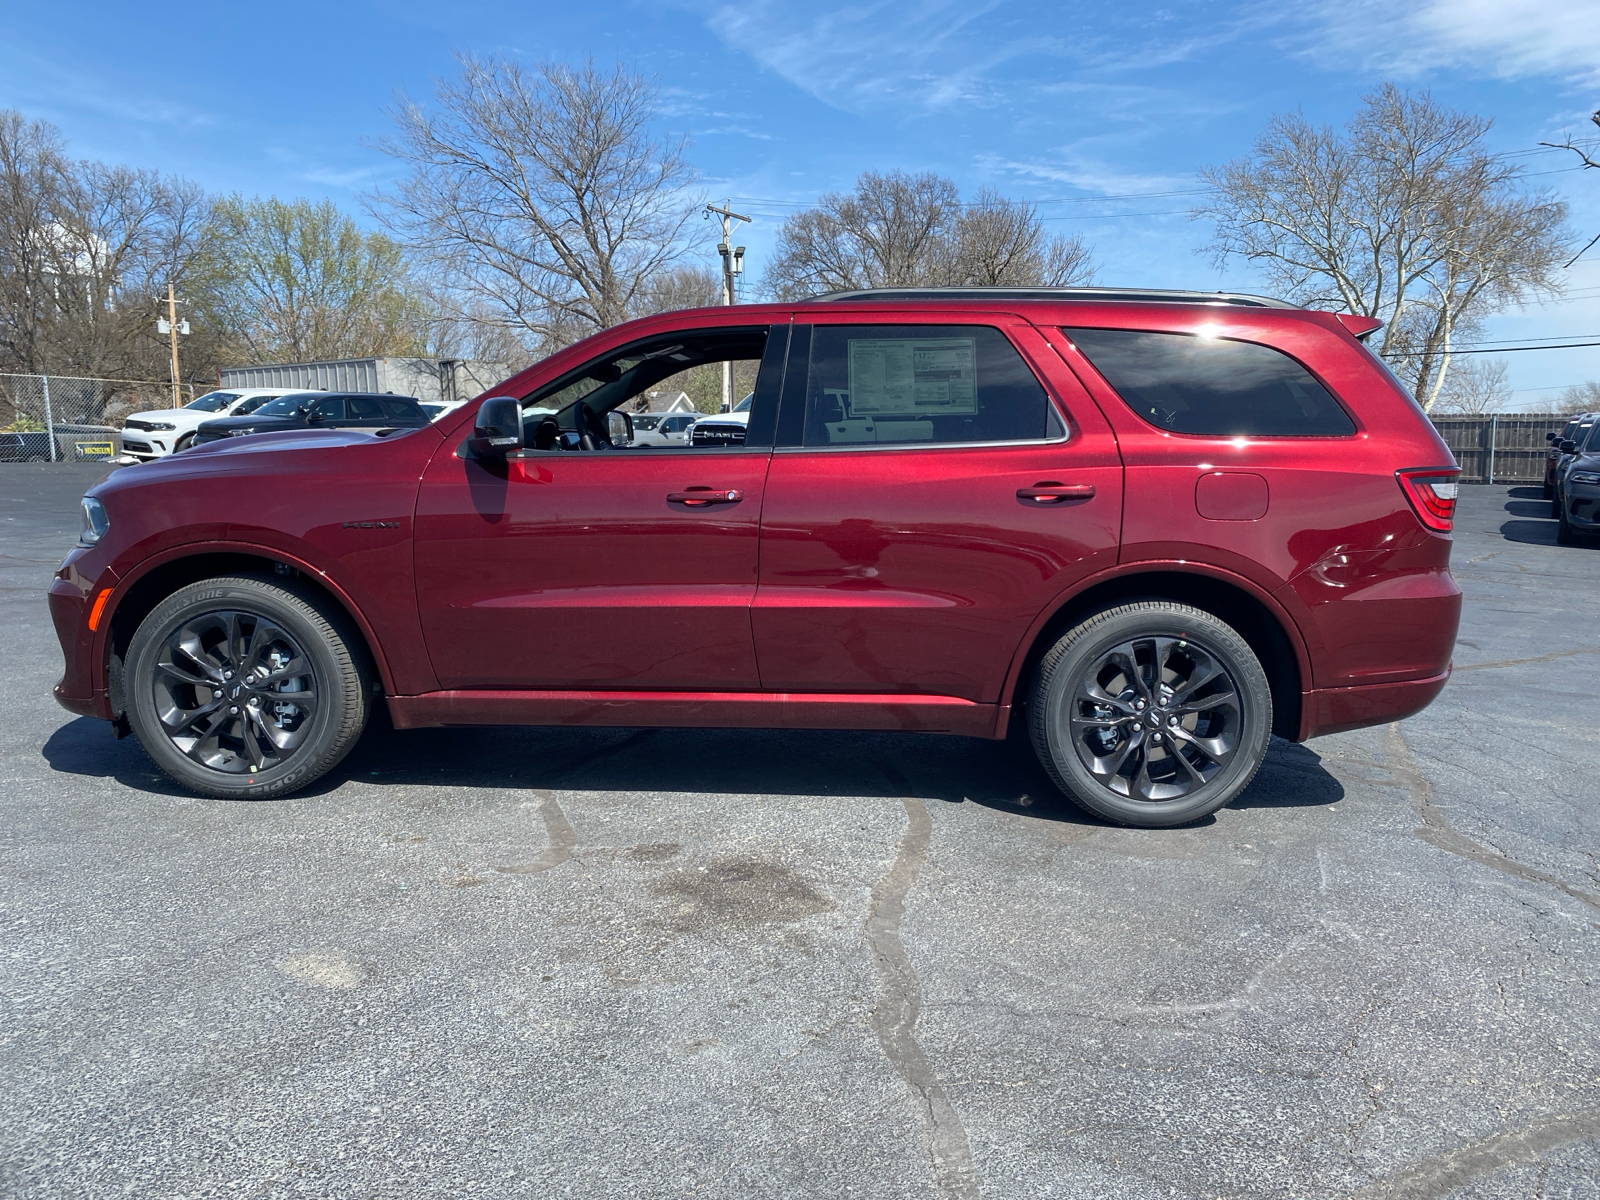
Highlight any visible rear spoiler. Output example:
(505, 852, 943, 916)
(1336, 313, 1384, 341)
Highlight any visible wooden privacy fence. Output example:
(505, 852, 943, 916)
(1427, 414, 1569, 484)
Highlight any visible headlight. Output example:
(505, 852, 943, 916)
(144, 422, 176, 432)
(80, 496, 109, 545)
(1571, 471, 1600, 485)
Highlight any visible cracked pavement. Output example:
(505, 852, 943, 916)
(1, 467, 1596, 1198)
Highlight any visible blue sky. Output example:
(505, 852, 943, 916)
(4, 0, 1598, 403)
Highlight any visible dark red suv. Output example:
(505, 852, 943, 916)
(50, 288, 1461, 827)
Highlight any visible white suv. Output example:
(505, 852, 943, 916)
(120, 389, 286, 460)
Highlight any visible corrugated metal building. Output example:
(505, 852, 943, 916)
(219, 358, 510, 406)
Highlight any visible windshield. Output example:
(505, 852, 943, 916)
(185, 391, 240, 413)
(253, 394, 316, 417)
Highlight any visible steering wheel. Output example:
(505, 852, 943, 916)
(574, 400, 612, 451)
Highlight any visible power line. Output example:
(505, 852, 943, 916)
(1383, 340, 1600, 358)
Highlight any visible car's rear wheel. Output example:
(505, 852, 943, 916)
(1029, 602, 1272, 828)
(125, 576, 370, 799)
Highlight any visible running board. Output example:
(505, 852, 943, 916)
(387, 689, 1000, 738)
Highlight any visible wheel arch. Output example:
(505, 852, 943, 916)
(99, 545, 395, 727)
(1000, 566, 1309, 742)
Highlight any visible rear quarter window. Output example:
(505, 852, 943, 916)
(1065, 328, 1356, 437)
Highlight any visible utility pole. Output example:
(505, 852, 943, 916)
(157, 282, 190, 408)
(704, 199, 750, 411)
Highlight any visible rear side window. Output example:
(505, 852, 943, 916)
(800, 325, 1055, 448)
(1065, 328, 1356, 437)
(347, 396, 385, 419)
(313, 397, 347, 420)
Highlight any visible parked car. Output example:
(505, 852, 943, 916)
(192, 392, 431, 445)
(630, 411, 698, 446)
(686, 393, 755, 446)
(1545, 413, 1597, 498)
(1548, 413, 1599, 510)
(121, 389, 286, 460)
(0, 431, 63, 462)
(1552, 419, 1600, 544)
(52, 286, 1462, 827)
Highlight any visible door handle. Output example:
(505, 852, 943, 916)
(667, 487, 744, 507)
(1017, 482, 1095, 504)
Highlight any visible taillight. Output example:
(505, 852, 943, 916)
(1396, 468, 1459, 533)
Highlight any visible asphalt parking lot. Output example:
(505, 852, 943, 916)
(2, 464, 1597, 1199)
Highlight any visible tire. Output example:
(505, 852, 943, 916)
(1556, 505, 1576, 546)
(125, 575, 370, 799)
(1544, 482, 1554, 500)
(1029, 602, 1272, 828)
(174, 433, 194, 453)
(1551, 497, 1561, 519)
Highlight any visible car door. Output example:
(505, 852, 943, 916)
(413, 322, 788, 691)
(752, 316, 1123, 702)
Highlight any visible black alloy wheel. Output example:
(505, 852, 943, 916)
(126, 576, 370, 798)
(1031, 602, 1272, 827)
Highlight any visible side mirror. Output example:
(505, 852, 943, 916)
(1561, 440, 1578, 454)
(469, 397, 524, 457)
(1547, 431, 1558, 442)
(299, 405, 318, 423)
(606, 410, 633, 446)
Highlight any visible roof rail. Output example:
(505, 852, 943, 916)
(802, 286, 1299, 309)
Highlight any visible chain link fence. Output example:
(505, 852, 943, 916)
(0, 373, 197, 462)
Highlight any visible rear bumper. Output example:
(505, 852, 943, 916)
(1297, 668, 1451, 740)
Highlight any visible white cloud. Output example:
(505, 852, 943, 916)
(696, 0, 1039, 113)
(1299, 0, 1600, 84)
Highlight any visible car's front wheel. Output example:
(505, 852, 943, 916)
(1029, 602, 1272, 828)
(174, 433, 194, 453)
(1556, 503, 1577, 546)
(125, 576, 371, 798)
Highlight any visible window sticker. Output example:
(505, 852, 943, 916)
(846, 337, 978, 416)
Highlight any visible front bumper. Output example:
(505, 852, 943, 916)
(49, 547, 117, 721)
(1564, 482, 1600, 529)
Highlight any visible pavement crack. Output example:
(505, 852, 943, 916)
(1347, 1109, 1600, 1199)
(1385, 725, 1600, 913)
(1452, 647, 1600, 673)
(493, 791, 577, 875)
(864, 794, 979, 1200)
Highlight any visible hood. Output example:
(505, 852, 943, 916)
(182, 426, 394, 457)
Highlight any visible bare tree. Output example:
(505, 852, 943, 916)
(1433, 356, 1511, 414)
(1541, 108, 1600, 268)
(372, 56, 698, 355)
(194, 195, 426, 363)
(763, 170, 1094, 300)
(1195, 85, 1569, 410)
(1555, 380, 1600, 412)
(0, 109, 214, 380)
(954, 188, 1095, 287)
